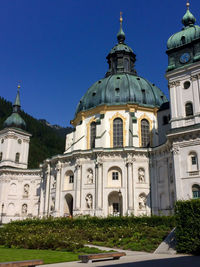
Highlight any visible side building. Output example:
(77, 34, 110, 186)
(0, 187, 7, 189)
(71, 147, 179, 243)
(0, 86, 41, 223)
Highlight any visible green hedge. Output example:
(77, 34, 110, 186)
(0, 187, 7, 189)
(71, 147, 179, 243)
(0, 216, 175, 252)
(175, 199, 200, 255)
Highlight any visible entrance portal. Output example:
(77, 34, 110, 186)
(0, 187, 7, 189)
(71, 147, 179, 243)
(108, 191, 122, 216)
(64, 194, 73, 217)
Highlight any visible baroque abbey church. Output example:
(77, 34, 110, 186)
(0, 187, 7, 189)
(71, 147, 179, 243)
(0, 3, 200, 223)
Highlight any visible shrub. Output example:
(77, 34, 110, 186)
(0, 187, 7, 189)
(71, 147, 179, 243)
(0, 216, 175, 252)
(175, 199, 200, 255)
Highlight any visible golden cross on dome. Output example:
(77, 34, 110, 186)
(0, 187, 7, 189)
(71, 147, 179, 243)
(120, 11, 123, 23)
(186, 1, 190, 9)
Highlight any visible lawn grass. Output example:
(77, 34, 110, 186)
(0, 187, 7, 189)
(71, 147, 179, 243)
(0, 246, 107, 264)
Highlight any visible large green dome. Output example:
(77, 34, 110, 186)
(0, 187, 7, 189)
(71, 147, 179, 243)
(75, 17, 168, 116)
(75, 73, 168, 115)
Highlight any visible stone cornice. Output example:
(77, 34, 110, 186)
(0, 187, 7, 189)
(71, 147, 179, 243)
(0, 167, 41, 176)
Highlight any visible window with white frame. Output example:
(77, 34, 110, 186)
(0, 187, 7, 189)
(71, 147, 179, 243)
(188, 152, 198, 172)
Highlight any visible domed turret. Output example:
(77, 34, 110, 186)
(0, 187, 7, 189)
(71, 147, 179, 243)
(166, 2, 200, 72)
(3, 85, 26, 130)
(167, 2, 200, 50)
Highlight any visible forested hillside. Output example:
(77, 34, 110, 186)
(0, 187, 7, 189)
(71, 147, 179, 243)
(0, 97, 73, 169)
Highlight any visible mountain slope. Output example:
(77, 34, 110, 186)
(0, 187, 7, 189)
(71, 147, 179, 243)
(0, 97, 72, 169)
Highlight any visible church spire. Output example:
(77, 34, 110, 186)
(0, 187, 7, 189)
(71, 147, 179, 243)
(182, 1, 196, 27)
(13, 84, 21, 113)
(3, 84, 26, 130)
(117, 12, 125, 44)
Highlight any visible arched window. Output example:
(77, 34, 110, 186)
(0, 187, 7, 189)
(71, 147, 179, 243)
(192, 184, 200, 199)
(15, 153, 20, 163)
(0, 152, 2, 161)
(90, 122, 96, 149)
(113, 118, 123, 147)
(185, 102, 193, 116)
(141, 119, 150, 147)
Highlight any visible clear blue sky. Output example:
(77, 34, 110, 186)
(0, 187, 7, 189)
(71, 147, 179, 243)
(0, 0, 199, 127)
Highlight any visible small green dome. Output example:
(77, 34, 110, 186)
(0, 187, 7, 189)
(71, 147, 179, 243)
(167, 5, 200, 50)
(182, 8, 196, 27)
(3, 86, 26, 130)
(4, 112, 26, 129)
(75, 74, 168, 115)
(167, 25, 200, 50)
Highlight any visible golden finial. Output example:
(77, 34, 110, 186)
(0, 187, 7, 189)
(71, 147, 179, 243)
(120, 12, 123, 23)
(17, 82, 21, 92)
(186, 1, 190, 9)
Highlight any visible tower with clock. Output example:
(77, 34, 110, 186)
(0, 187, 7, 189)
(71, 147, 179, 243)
(166, 2, 200, 200)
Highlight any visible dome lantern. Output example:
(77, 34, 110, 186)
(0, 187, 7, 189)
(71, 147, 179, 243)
(106, 13, 137, 77)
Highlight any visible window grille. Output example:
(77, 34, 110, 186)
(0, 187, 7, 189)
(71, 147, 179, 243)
(90, 122, 96, 149)
(113, 118, 123, 147)
(112, 172, 119, 180)
(185, 102, 193, 116)
(15, 153, 20, 163)
(192, 156, 197, 165)
(141, 119, 150, 147)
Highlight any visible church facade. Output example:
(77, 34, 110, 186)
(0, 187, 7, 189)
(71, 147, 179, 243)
(0, 4, 200, 223)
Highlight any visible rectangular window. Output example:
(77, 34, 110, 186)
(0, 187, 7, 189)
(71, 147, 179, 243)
(112, 172, 119, 180)
(191, 156, 197, 165)
(69, 175, 74, 183)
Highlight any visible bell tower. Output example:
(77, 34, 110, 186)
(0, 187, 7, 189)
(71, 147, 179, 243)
(0, 85, 31, 169)
(166, 2, 200, 201)
(166, 2, 200, 129)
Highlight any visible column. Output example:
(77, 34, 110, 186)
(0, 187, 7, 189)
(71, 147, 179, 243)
(75, 164, 81, 210)
(97, 162, 103, 209)
(127, 160, 134, 213)
(39, 172, 45, 216)
(44, 165, 51, 216)
(55, 161, 62, 216)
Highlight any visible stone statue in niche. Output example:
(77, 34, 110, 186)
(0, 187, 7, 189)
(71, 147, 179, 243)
(24, 184, 30, 196)
(86, 194, 93, 209)
(138, 168, 145, 183)
(87, 169, 93, 184)
(52, 176, 56, 188)
(22, 204, 28, 214)
(139, 194, 146, 210)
